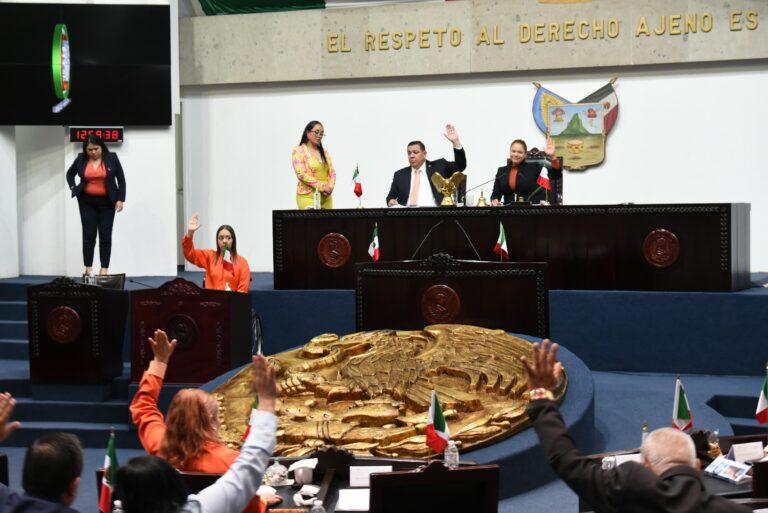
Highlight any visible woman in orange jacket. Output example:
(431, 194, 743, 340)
(129, 329, 280, 511)
(182, 214, 251, 292)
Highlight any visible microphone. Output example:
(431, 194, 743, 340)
(464, 177, 496, 195)
(410, 219, 445, 260)
(452, 220, 482, 260)
(128, 278, 155, 289)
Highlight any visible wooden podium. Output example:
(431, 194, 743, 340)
(27, 277, 127, 383)
(130, 278, 252, 384)
(355, 254, 549, 338)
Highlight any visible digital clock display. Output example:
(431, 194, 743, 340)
(69, 127, 124, 143)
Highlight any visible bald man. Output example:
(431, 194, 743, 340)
(520, 340, 750, 513)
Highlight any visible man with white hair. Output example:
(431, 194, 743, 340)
(520, 340, 750, 513)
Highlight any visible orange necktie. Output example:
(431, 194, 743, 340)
(407, 170, 420, 205)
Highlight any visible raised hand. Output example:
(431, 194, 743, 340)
(0, 392, 21, 443)
(444, 124, 461, 147)
(545, 135, 556, 157)
(187, 214, 201, 236)
(520, 339, 564, 392)
(148, 329, 177, 364)
(251, 354, 277, 412)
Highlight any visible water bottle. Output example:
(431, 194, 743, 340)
(444, 440, 459, 469)
(309, 499, 326, 513)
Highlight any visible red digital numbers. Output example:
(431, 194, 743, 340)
(71, 127, 122, 142)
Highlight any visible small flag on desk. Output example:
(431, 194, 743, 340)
(756, 365, 768, 425)
(223, 245, 234, 274)
(99, 430, 119, 513)
(672, 377, 693, 431)
(537, 167, 551, 191)
(493, 222, 509, 261)
(352, 164, 363, 197)
(242, 396, 260, 441)
(426, 390, 450, 453)
(368, 224, 380, 262)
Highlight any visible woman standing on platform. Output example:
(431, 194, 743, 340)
(292, 120, 336, 209)
(129, 329, 280, 512)
(66, 134, 126, 277)
(491, 136, 561, 205)
(182, 214, 251, 292)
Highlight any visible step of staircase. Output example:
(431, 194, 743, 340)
(725, 416, 768, 436)
(14, 397, 131, 425)
(0, 320, 27, 339)
(0, 339, 28, 359)
(10, 421, 142, 449)
(0, 301, 26, 320)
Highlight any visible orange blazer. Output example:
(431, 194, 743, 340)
(129, 362, 266, 513)
(182, 235, 251, 293)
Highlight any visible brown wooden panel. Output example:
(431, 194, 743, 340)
(273, 204, 750, 291)
(130, 278, 252, 384)
(27, 278, 127, 384)
(356, 255, 549, 338)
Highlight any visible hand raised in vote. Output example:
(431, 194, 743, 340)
(520, 339, 564, 392)
(149, 329, 177, 364)
(444, 124, 461, 147)
(187, 213, 201, 235)
(545, 135, 556, 157)
(0, 392, 20, 443)
(251, 354, 277, 412)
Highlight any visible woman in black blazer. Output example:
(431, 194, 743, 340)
(66, 134, 126, 277)
(491, 137, 561, 205)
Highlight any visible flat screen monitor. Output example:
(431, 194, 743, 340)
(0, 3, 171, 126)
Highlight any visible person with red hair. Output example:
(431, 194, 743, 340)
(129, 329, 279, 511)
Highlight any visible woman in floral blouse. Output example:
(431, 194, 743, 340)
(291, 120, 336, 209)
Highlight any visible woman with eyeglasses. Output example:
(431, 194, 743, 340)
(291, 121, 336, 209)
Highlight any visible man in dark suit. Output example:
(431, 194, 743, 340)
(520, 340, 750, 513)
(386, 124, 466, 206)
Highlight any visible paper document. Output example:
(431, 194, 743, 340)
(349, 465, 392, 487)
(335, 488, 370, 512)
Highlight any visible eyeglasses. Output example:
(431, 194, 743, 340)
(310, 131, 325, 137)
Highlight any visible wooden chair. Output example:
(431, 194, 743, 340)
(369, 460, 499, 513)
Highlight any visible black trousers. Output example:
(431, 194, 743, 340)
(77, 194, 116, 268)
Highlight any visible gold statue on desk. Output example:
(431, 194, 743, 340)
(213, 325, 567, 458)
(431, 172, 466, 206)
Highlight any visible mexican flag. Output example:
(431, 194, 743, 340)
(352, 165, 362, 197)
(756, 367, 768, 425)
(242, 397, 260, 441)
(98, 431, 119, 513)
(493, 222, 509, 261)
(368, 225, 380, 262)
(426, 390, 450, 453)
(672, 377, 693, 431)
(537, 167, 551, 191)
(579, 80, 620, 135)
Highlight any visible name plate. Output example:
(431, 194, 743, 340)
(728, 441, 765, 463)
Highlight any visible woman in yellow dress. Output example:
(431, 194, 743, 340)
(292, 120, 336, 209)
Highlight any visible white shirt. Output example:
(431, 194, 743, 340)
(182, 410, 277, 513)
(410, 162, 436, 207)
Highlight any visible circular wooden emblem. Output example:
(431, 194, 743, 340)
(317, 233, 351, 269)
(165, 314, 198, 351)
(643, 229, 680, 268)
(421, 284, 461, 324)
(46, 306, 81, 344)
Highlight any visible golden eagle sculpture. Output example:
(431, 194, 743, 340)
(430, 172, 466, 206)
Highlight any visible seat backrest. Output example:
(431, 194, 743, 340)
(369, 460, 499, 513)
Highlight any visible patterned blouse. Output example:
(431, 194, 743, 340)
(291, 145, 336, 196)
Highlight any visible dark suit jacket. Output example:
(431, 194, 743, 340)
(66, 152, 126, 204)
(491, 159, 561, 205)
(385, 147, 466, 206)
(528, 400, 750, 513)
(0, 484, 80, 513)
